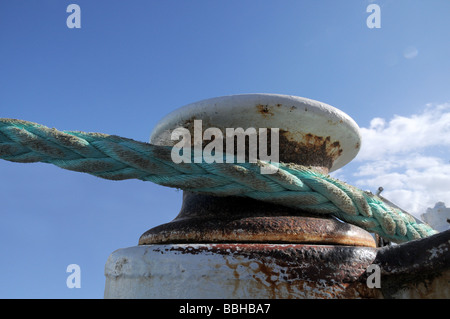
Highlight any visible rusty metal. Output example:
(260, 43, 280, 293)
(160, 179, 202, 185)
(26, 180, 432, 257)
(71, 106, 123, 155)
(134, 189, 381, 298)
(130, 94, 379, 298)
(371, 229, 450, 298)
(150, 94, 361, 172)
(105, 94, 449, 299)
(278, 130, 342, 173)
(107, 230, 450, 299)
(142, 94, 371, 246)
(139, 192, 376, 247)
(105, 243, 380, 299)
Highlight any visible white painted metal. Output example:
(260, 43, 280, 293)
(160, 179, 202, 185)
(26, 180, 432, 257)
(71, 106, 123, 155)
(150, 94, 361, 172)
(104, 244, 376, 299)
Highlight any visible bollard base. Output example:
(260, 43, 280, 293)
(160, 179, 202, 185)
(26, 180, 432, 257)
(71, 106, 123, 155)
(104, 243, 380, 299)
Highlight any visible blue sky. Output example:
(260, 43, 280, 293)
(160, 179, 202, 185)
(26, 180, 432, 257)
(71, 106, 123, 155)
(1, 0, 449, 298)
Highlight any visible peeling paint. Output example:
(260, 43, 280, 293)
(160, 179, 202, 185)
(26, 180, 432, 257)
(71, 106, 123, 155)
(104, 243, 379, 299)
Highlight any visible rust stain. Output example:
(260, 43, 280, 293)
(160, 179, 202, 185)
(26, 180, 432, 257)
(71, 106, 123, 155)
(158, 243, 380, 298)
(165, 114, 344, 172)
(278, 130, 343, 171)
(256, 104, 275, 117)
(139, 192, 376, 247)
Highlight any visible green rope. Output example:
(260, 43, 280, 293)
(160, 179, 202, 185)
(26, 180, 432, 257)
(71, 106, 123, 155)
(0, 118, 438, 243)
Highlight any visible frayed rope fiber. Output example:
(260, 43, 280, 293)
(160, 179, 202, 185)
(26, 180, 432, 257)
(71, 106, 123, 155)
(0, 118, 438, 243)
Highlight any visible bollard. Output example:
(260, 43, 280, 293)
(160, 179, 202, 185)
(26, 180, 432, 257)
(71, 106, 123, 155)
(0, 94, 446, 299)
(104, 94, 383, 298)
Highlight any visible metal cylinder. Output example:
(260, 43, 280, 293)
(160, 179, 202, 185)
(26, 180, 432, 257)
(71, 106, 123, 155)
(104, 243, 379, 299)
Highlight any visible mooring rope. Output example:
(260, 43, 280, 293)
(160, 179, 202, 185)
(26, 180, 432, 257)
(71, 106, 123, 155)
(0, 118, 437, 243)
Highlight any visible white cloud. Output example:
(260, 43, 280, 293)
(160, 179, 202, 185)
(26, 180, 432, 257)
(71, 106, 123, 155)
(357, 103, 450, 161)
(403, 46, 419, 59)
(334, 103, 450, 221)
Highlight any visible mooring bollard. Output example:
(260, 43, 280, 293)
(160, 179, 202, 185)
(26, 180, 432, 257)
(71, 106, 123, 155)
(0, 93, 447, 298)
(103, 94, 383, 298)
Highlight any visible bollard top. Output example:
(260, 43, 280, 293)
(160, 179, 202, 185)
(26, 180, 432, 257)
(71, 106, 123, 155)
(150, 93, 361, 172)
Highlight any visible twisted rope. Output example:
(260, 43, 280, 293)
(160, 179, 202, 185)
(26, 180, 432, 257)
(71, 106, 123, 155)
(0, 118, 437, 243)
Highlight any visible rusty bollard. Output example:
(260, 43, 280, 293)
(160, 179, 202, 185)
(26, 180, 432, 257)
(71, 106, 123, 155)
(103, 94, 448, 299)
